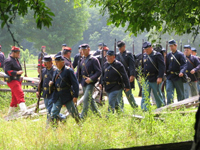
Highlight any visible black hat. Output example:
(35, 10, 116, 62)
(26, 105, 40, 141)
(191, 47, 197, 51)
(153, 44, 162, 52)
(143, 41, 151, 49)
(43, 55, 52, 62)
(81, 44, 90, 49)
(55, 55, 64, 61)
(62, 43, 67, 47)
(184, 45, 191, 49)
(117, 41, 125, 48)
(106, 50, 115, 56)
(168, 39, 176, 45)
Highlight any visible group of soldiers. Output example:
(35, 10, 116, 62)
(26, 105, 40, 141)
(1, 39, 200, 125)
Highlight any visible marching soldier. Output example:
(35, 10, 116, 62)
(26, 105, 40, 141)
(95, 46, 109, 65)
(191, 47, 197, 56)
(62, 47, 73, 68)
(191, 47, 200, 95)
(56, 43, 67, 56)
(49, 55, 80, 124)
(116, 41, 138, 110)
(99, 50, 130, 113)
(183, 45, 200, 98)
(0, 45, 5, 69)
(38, 46, 48, 64)
(36, 56, 58, 119)
(93, 43, 106, 56)
(78, 44, 102, 119)
(141, 42, 165, 110)
(73, 45, 83, 69)
(4, 46, 31, 118)
(166, 39, 187, 104)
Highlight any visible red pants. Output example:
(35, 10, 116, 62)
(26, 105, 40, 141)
(7, 80, 25, 107)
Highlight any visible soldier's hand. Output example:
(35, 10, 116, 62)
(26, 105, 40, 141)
(179, 73, 184, 77)
(130, 76, 135, 82)
(99, 84, 102, 90)
(73, 97, 77, 105)
(85, 77, 91, 84)
(17, 70, 23, 75)
(36, 92, 39, 98)
(190, 69, 195, 74)
(49, 81, 53, 87)
(124, 88, 130, 92)
(157, 78, 162, 84)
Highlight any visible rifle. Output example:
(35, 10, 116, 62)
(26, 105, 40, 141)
(99, 43, 105, 103)
(180, 40, 182, 52)
(132, 40, 135, 90)
(35, 52, 44, 113)
(114, 39, 116, 54)
(138, 39, 144, 97)
(23, 60, 28, 89)
(161, 41, 168, 92)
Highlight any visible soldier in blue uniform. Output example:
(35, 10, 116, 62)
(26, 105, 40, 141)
(191, 47, 200, 95)
(73, 45, 83, 69)
(0, 45, 5, 69)
(93, 43, 106, 56)
(95, 46, 109, 65)
(36, 56, 58, 118)
(49, 55, 80, 124)
(116, 41, 138, 110)
(99, 50, 130, 113)
(166, 39, 187, 104)
(78, 44, 102, 119)
(56, 43, 68, 57)
(63, 47, 73, 68)
(141, 42, 165, 110)
(183, 45, 200, 98)
(38, 46, 48, 64)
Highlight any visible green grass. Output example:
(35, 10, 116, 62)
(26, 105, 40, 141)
(0, 64, 192, 149)
(0, 99, 196, 150)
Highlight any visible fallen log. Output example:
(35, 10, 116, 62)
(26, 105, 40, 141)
(27, 100, 44, 109)
(0, 72, 39, 83)
(153, 109, 197, 117)
(155, 95, 199, 112)
(0, 88, 36, 93)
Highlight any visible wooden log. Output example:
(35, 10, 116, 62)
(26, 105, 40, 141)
(0, 88, 36, 93)
(155, 95, 199, 112)
(27, 104, 46, 112)
(153, 109, 197, 117)
(27, 100, 44, 109)
(112, 141, 193, 150)
(0, 72, 39, 83)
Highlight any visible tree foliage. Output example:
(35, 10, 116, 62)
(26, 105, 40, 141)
(0, 0, 89, 55)
(89, 0, 200, 41)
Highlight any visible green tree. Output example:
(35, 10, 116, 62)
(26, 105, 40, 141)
(23, 0, 89, 54)
(89, 0, 200, 41)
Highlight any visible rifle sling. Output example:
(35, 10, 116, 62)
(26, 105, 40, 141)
(147, 55, 159, 71)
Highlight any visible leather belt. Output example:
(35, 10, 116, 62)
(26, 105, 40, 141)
(57, 87, 69, 91)
(106, 81, 119, 85)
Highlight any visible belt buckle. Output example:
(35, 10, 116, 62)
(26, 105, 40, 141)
(57, 88, 60, 92)
(106, 82, 110, 85)
(44, 87, 47, 91)
(171, 71, 174, 74)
